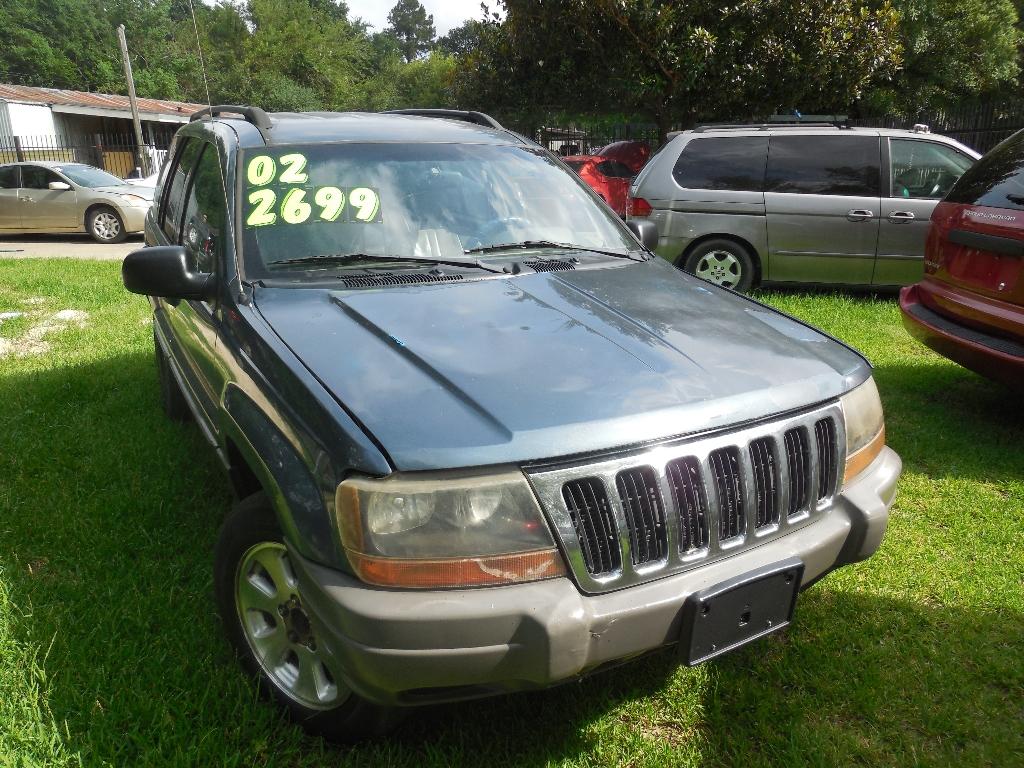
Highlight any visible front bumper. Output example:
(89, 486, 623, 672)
(292, 446, 900, 707)
(117, 203, 150, 234)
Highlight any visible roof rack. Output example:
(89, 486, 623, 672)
(190, 105, 273, 140)
(383, 109, 503, 129)
(693, 122, 846, 132)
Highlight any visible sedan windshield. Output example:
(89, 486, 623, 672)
(57, 164, 127, 188)
(241, 142, 637, 277)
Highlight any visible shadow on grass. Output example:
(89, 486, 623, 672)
(0, 349, 1020, 766)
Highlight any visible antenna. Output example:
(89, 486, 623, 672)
(185, 0, 244, 299)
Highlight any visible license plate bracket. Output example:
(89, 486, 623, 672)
(680, 558, 804, 666)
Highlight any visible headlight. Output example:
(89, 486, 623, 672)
(840, 377, 885, 485)
(336, 468, 566, 588)
(117, 193, 149, 205)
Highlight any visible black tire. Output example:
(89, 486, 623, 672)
(86, 205, 127, 243)
(680, 238, 757, 292)
(214, 492, 401, 741)
(154, 329, 191, 423)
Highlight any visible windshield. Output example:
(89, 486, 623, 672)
(241, 142, 637, 277)
(57, 164, 126, 188)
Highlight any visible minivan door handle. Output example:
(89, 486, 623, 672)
(847, 209, 874, 221)
(887, 211, 916, 223)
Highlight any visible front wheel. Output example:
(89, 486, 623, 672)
(87, 206, 127, 243)
(214, 493, 401, 741)
(681, 239, 756, 292)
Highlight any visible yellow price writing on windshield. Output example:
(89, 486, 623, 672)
(245, 186, 381, 227)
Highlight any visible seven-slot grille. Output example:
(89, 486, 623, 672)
(533, 409, 844, 590)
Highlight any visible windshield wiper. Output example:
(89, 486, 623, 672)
(267, 253, 502, 273)
(464, 240, 646, 262)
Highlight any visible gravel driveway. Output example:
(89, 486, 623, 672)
(0, 234, 144, 261)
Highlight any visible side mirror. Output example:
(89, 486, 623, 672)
(48, 181, 71, 191)
(122, 245, 215, 301)
(626, 219, 659, 251)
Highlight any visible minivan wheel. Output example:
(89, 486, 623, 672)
(681, 239, 756, 292)
(87, 206, 126, 243)
(214, 493, 401, 741)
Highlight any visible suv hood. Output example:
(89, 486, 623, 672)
(254, 259, 869, 471)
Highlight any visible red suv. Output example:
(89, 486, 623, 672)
(562, 155, 634, 216)
(900, 129, 1024, 387)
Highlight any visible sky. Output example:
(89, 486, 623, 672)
(345, 0, 488, 36)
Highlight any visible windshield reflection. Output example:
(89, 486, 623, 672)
(241, 143, 636, 277)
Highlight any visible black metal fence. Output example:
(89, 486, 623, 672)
(849, 101, 1024, 154)
(530, 123, 663, 155)
(0, 133, 169, 178)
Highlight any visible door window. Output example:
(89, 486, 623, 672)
(0, 166, 18, 188)
(160, 139, 204, 240)
(672, 136, 768, 191)
(766, 135, 880, 196)
(180, 145, 228, 274)
(21, 166, 63, 190)
(596, 160, 634, 179)
(890, 139, 973, 199)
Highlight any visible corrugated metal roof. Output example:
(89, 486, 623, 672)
(0, 83, 205, 118)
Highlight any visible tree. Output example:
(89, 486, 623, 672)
(437, 19, 485, 57)
(386, 0, 436, 63)
(456, 1, 903, 138)
(862, 0, 1021, 115)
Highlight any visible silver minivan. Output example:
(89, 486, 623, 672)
(627, 125, 980, 291)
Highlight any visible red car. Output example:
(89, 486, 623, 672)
(595, 140, 651, 174)
(900, 129, 1024, 387)
(563, 155, 634, 216)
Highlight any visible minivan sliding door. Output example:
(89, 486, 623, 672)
(764, 135, 881, 284)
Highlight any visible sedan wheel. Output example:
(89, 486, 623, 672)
(88, 207, 126, 244)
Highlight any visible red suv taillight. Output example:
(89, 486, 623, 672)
(626, 195, 652, 217)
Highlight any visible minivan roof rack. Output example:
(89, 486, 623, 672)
(190, 105, 273, 141)
(383, 109, 503, 129)
(693, 122, 846, 132)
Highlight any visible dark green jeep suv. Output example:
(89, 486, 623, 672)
(122, 106, 900, 740)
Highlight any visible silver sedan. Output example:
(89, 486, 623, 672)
(0, 161, 154, 243)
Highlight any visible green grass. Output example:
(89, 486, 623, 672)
(1, 259, 1021, 767)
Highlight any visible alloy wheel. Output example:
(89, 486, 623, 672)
(235, 542, 347, 710)
(694, 249, 743, 289)
(92, 212, 121, 241)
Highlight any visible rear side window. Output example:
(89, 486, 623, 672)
(672, 136, 767, 191)
(160, 139, 204, 241)
(0, 166, 17, 189)
(564, 160, 586, 173)
(766, 135, 880, 197)
(596, 160, 634, 178)
(945, 130, 1024, 212)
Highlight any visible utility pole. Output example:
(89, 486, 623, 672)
(117, 23, 150, 177)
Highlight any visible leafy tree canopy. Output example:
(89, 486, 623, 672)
(386, 0, 437, 63)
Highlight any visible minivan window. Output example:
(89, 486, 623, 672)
(766, 135, 880, 197)
(945, 130, 1024, 212)
(672, 136, 767, 192)
(890, 139, 973, 199)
